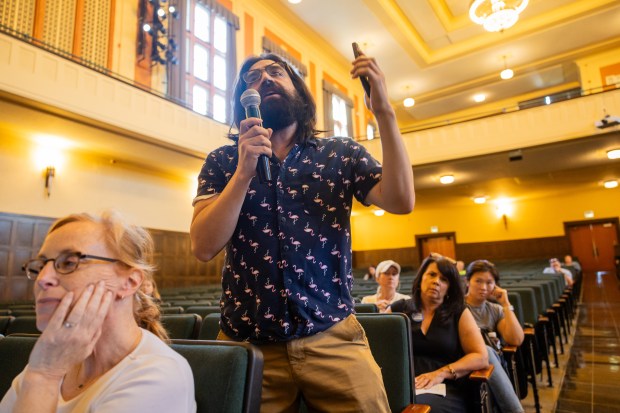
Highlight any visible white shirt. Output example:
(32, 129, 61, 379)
(0, 329, 196, 413)
(361, 292, 411, 305)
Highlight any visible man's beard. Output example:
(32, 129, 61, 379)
(259, 84, 306, 131)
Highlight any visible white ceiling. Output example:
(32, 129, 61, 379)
(278, 0, 620, 128)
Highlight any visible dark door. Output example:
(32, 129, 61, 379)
(566, 220, 619, 273)
(416, 233, 456, 262)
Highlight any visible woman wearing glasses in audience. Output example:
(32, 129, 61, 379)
(389, 253, 488, 413)
(0, 211, 196, 413)
(361, 260, 410, 312)
(465, 259, 524, 413)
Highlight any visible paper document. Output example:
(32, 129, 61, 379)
(415, 383, 446, 397)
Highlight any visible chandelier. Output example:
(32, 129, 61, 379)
(469, 0, 529, 32)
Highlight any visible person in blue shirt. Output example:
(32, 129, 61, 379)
(190, 51, 414, 412)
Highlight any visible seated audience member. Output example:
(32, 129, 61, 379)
(456, 260, 468, 293)
(363, 265, 377, 280)
(0, 212, 196, 413)
(543, 257, 574, 287)
(361, 260, 410, 312)
(141, 274, 162, 304)
(389, 253, 488, 413)
(563, 254, 582, 273)
(465, 260, 525, 413)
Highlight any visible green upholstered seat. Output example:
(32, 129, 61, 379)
(161, 313, 202, 339)
(171, 339, 264, 413)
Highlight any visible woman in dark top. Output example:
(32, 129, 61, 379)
(389, 253, 488, 413)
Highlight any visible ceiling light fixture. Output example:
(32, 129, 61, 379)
(473, 93, 486, 103)
(500, 55, 513, 80)
(288, 0, 302, 4)
(373, 209, 385, 216)
(603, 180, 618, 189)
(439, 175, 455, 185)
(403, 97, 415, 108)
(470, 0, 529, 32)
(607, 149, 620, 160)
(474, 196, 487, 204)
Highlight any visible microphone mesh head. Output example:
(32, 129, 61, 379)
(240, 89, 261, 109)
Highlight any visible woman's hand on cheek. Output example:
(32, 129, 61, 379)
(27, 281, 114, 381)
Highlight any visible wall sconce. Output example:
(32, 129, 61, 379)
(495, 198, 512, 230)
(44, 166, 55, 197)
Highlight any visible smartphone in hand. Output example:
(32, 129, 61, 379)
(352, 42, 371, 97)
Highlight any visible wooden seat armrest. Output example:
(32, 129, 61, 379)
(524, 328, 535, 335)
(503, 345, 518, 353)
(538, 316, 549, 322)
(546, 309, 555, 314)
(558, 298, 567, 303)
(552, 303, 561, 308)
(469, 364, 494, 381)
(401, 404, 431, 413)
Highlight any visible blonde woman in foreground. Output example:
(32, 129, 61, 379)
(0, 211, 196, 413)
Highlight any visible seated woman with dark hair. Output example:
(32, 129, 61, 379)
(0, 211, 196, 413)
(465, 259, 524, 413)
(389, 253, 488, 413)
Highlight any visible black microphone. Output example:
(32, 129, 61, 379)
(240, 88, 272, 183)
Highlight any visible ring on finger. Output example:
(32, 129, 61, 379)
(63, 321, 77, 328)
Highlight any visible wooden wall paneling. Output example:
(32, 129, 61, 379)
(0, 212, 225, 302)
(0, 213, 54, 303)
(455, 236, 569, 264)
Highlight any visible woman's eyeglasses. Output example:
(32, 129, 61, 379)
(242, 62, 287, 85)
(22, 251, 119, 280)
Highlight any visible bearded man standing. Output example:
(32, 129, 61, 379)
(190, 51, 414, 412)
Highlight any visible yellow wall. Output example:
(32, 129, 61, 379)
(0, 135, 197, 232)
(577, 46, 620, 92)
(351, 183, 620, 250)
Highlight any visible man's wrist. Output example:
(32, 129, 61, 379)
(503, 304, 514, 312)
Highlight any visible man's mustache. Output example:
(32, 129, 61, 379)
(258, 83, 286, 99)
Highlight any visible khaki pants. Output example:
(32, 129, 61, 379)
(218, 314, 390, 413)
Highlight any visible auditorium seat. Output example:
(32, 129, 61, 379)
(0, 316, 14, 335)
(161, 314, 202, 339)
(0, 335, 264, 413)
(171, 339, 264, 413)
(354, 303, 379, 313)
(5, 316, 39, 335)
(356, 313, 430, 413)
(186, 305, 222, 319)
(0, 334, 37, 397)
(197, 312, 221, 340)
(160, 306, 185, 314)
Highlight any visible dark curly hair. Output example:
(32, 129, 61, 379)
(230, 53, 319, 143)
(411, 254, 464, 321)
